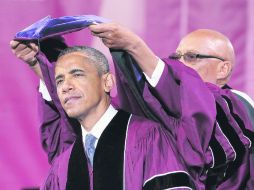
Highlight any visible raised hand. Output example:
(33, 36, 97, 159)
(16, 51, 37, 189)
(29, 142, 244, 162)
(10, 40, 39, 67)
(89, 23, 142, 53)
(89, 22, 158, 77)
(10, 40, 43, 79)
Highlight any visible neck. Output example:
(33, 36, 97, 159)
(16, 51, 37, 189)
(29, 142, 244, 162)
(79, 97, 111, 132)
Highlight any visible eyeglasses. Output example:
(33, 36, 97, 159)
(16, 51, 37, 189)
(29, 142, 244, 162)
(169, 52, 225, 63)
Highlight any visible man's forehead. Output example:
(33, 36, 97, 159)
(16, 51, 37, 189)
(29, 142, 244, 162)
(55, 52, 100, 77)
(57, 51, 90, 61)
(176, 38, 202, 52)
(178, 29, 228, 48)
(56, 52, 94, 68)
(177, 35, 219, 54)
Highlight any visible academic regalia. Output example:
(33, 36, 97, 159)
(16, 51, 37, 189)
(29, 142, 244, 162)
(206, 84, 254, 190)
(112, 52, 216, 189)
(40, 109, 194, 190)
(223, 84, 254, 190)
(110, 51, 254, 189)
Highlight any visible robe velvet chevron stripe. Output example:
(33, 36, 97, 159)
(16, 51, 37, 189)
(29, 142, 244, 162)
(143, 172, 194, 190)
(206, 133, 227, 190)
(215, 102, 245, 179)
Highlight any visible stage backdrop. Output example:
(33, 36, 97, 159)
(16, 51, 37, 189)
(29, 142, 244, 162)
(0, 0, 253, 189)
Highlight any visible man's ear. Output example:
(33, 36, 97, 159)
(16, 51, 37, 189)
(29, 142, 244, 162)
(103, 73, 115, 93)
(217, 61, 232, 80)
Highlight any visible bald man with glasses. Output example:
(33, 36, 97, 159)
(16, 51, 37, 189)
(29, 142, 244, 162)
(172, 30, 254, 128)
(173, 29, 234, 87)
(171, 30, 254, 134)
(90, 24, 254, 190)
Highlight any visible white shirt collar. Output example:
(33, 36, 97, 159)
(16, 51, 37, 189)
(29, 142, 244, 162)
(81, 104, 118, 146)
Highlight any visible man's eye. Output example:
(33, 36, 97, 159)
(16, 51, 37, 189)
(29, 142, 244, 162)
(184, 53, 197, 62)
(74, 73, 83, 77)
(56, 79, 63, 86)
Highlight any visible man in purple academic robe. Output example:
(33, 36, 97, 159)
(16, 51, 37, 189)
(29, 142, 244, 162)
(89, 23, 254, 190)
(169, 29, 254, 190)
(11, 42, 195, 190)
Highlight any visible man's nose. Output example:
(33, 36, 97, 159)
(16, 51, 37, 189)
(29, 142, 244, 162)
(62, 80, 74, 93)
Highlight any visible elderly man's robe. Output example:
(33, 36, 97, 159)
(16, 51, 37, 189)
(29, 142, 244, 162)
(111, 51, 254, 189)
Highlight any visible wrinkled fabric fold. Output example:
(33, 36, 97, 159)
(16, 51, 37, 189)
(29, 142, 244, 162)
(15, 15, 110, 40)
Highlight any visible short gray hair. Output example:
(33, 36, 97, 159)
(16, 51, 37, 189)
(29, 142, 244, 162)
(57, 46, 109, 75)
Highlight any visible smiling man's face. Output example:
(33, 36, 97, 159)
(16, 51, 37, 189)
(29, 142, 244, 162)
(55, 51, 106, 120)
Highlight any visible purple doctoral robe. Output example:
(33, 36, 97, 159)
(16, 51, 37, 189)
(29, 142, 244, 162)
(40, 110, 194, 190)
(206, 83, 254, 190)
(111, 51, 217, 189)
(111, 51, 254, 189)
